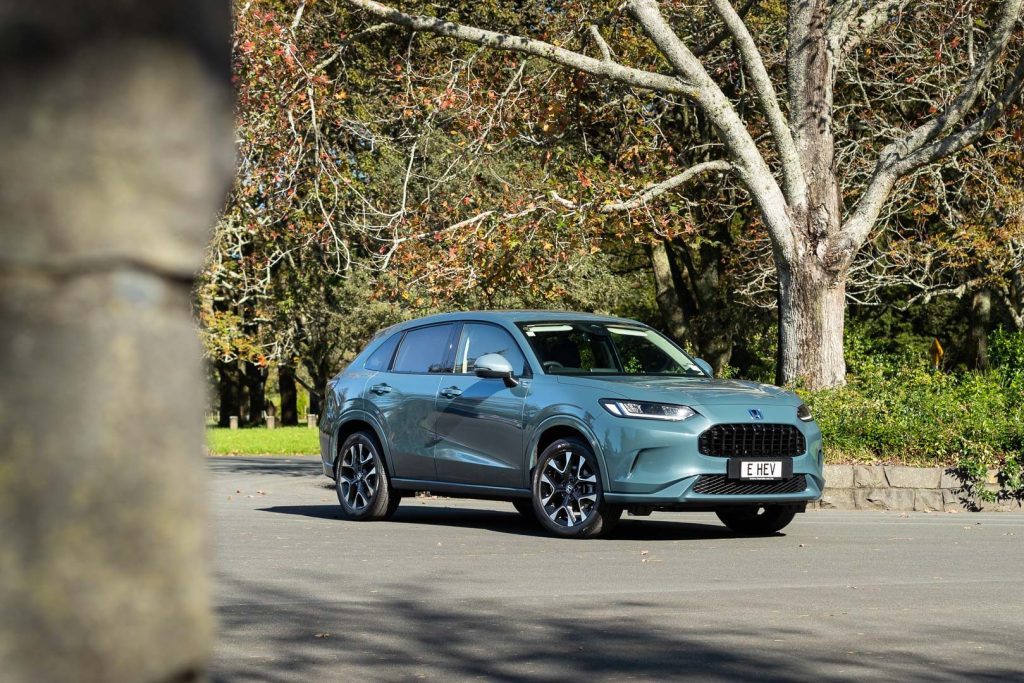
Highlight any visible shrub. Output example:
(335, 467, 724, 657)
(800, 331, 1024, 468)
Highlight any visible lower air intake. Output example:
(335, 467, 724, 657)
(692, 474, 807, 495)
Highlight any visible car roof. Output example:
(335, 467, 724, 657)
(379, 310, 647, 336)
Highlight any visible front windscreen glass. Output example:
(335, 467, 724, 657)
(518, 322, 706, 376)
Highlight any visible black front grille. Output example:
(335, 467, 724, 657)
(698, 423, 805, 458)
(693, 474, 807, 495)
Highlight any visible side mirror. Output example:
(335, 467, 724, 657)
(474, 353, 519, 387)
(694, 358, 714, 377)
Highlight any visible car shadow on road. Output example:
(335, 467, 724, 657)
(259, 503, 747, 541)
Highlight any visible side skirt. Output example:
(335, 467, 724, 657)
(391, 478, 531, 501)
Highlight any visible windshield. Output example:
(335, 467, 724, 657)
(518, 322, 707, 377)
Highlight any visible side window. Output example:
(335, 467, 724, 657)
(454, 323, 528, 376)
(392, 324, 455, 374)
(364, 332, 401, 372)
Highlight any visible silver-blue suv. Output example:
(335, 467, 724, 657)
(319, 311, 824, 538)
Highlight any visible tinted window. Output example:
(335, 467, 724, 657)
(392, 324, 455, 374)
(454, 323, 528, 375)
(364, 332, 401, 372)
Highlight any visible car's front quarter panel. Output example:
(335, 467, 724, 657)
(522, 377, 625, 491)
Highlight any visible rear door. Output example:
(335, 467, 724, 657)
(433, 322, 531, 488)
(367, 323, 457, 481)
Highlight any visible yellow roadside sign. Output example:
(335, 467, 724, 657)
(930, 337, 944, 369)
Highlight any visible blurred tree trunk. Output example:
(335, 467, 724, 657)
(217, 360, 242, 427)
(967, 288, 992, 370)
(303, 357, 332, 417)
(244, 361, 267, 425)
(279, 364, 299, 426)
(0, 1, 233, 682)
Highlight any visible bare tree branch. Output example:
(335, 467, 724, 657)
(341, 0, 698, 97)
(625, 0, 797, 260)
(829, 0, 910, 60)
(693, 0, 760, 57)
(887, 0, 1022, 158)
(708, 0, 803, 206)
(843, 1, 1024, 253)
(291, 0, 307, 31)
(600, 160, 733, 212)
(588, 24, 613, 62)
(313, 23, 394, 73)
(898, 54, 1024, 171)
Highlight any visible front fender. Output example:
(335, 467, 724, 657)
(526, 413, 612, 493)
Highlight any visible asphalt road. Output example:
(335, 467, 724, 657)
(209, 456, 1024, 682)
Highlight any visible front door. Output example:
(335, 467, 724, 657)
(434, 323, 530, 488)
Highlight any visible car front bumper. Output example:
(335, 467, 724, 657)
(597, 411, 824, 507)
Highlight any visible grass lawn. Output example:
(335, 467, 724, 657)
(207, 426, 319, 455)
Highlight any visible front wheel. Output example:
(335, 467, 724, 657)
(335, 431, 400, 521)
(716, 505, 797, 536)
(532, 438, 621, 539)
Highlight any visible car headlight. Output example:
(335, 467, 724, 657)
(797, 403, 813, 422)
(600, 399, 697, 421)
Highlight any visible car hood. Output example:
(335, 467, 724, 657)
(555, 375, 799, 407)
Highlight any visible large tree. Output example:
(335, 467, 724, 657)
(341, 0, 1024, 388)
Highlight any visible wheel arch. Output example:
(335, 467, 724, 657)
(527, 417, 610, 490)
(332, 412, 394, 478)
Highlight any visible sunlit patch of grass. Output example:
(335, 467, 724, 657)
(206, 426, 319, 455)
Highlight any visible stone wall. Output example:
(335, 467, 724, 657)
(813, 465, 1023, 512)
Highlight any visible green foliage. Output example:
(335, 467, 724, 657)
(799, 327, 1024, 501)
(207, 426, 319, 456)
(991, 328, 1024, 378)
(805, 364, 1022, 466)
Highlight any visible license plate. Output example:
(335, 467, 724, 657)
(738, 460, 783, 480)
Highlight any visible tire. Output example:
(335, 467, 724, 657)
(716, 505, 797, 536)
(512, 498, 538, 522)
(532, 437, 620, 539)
(335, 431, 401, 521)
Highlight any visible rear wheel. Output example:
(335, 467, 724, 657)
(716, 505, 797, 536)
(532, 438, 621, 539)
(335, 431, 400, 521)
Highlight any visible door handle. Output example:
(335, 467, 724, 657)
(439, 386, 463, 399)
(369, 383, 392, 395)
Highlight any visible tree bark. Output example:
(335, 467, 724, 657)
(649, 240, 689, 342)
(777, 0, 847, 389)
(967, 288, 992, 370)
(776, 261, 847, 388)
(217, 360, 242, 428)
(0, 2, 232, 682)
(279, 364, 299, 426)
(303, 359, 331, 417)
(244, 361, 267, 426)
